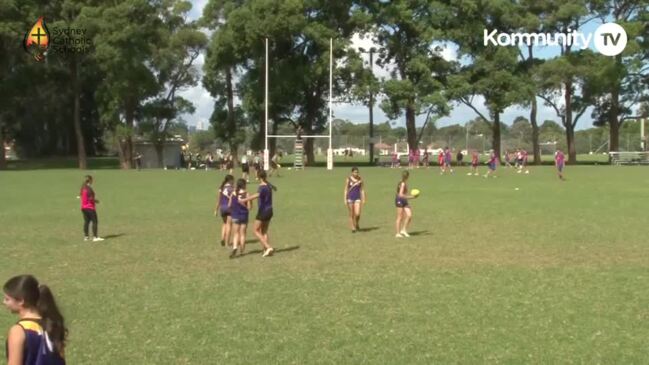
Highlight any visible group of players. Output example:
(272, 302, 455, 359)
(391, 147, 566, 180)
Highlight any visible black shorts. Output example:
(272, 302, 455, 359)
(256, 209, 273, 222)
(226, 162, 234, 169)
(242, 163, 249, 173)
(220, 210, 231, 223)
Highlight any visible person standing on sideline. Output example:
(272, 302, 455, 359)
(80, 175, 104, 242)
(456, 150, 464, 166)
(241, 154, 250, 182)
(395, 170, 418, 238)
(3, 275, 67, 365)
(343, 167, 366, 233)
(239, 171, 276, 257)
(555, 149, 566, 180)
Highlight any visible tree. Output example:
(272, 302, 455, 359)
(91, 0, 162, 169)
(368, 0, 452, 152)
(141, 0, 207, 167)
(589, 0, 649, 153)
(448, 0, 527, 158)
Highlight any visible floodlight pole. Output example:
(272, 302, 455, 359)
(327, 38, 333, 170)
(264, 38, 269, 171)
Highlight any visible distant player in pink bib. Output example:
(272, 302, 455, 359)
(554, 149, 566, 180)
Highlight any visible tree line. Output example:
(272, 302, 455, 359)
(0, 0, 647, 169)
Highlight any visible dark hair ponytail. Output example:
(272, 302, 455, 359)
(3, 275, 67, 355)
(236, 178, 247, 192)
(80, 175, 94, 196)
(37, 285, 66, 355)
(257, 171, 277, 191)
(220, 174, 234, 192)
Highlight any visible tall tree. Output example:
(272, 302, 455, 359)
(368, 0, 452, 152)
(91, 0, 162, 169)
(589, 0, 649, 153)
(448, 0, 527, 158)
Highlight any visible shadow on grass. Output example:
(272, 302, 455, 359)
(104, 233, 125, 239)
(408, 230, 431, 236)
(357, 226, 380, 233)
(231, 245, 300, 259)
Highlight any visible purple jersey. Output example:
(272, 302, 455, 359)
(231, 190, 249, 220)
(8, 319, 66, 365)
(258, 184, 273, 213)
(346, 177, 362, 201)
(395, 181, 408, 207)
(219, 184, 232, 211)
(555, 151, 565, 165)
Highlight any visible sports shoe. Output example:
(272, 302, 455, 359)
(395, 233, 403, 238)
(93, 237, 105, 242)
(220, 239, 225, 247)
(229, 247, 238, 258)
(84, 236, 90, 241)
(262, 248, 274, 257)
(400, 231, 410, 237)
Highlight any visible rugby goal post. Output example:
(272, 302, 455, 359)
(263, 38, 334, 171)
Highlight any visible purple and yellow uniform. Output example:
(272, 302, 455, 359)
(395, 181, 408, 208)
(555, 151, 565, 171)
(231, 190, 249, 224)
(6, 319, 65, 365)
(346, 177, 362, 203)
(219, 183, 233, 222)
(256, 184, 273, 222)
(488, 153, 497, 170)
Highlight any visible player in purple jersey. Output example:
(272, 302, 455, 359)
(343, 167, 366, 233)
(239, 171, 276, 257)
(554, 149, 566, 180)
(4, 275, 67, 365)
(484, 150, 498, 178)
(443, 147, 453, 174)
(395, 170, 418, 238)
(229, 179, 252, 257)
(214, 175, 234, 247)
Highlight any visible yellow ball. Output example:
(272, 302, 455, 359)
(411, 188, 420, 197)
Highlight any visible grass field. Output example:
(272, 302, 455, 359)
(1, 164, 648, 364)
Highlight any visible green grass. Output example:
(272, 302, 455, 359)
(1, 165, 648, 364)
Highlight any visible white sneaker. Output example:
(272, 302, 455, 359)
(262, 248, 274, 257)
(400, 231, 410, 237)
(395, 233, 403, 238)
(84, 236, 90, 242)
(93, 237, 105, 242)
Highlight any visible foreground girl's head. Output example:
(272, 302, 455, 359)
(3, 275, 67, 354)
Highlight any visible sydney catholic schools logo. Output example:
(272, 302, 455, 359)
(23, 17, 92, 62)
(484, 22, 628, 57)
(23, 17, 49, 61)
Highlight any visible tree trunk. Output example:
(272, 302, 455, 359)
(0, 125, 6, 170)
(154, 140, 164, 168)
(226, 67, 238, 166)
(121, 96, 135, 169)
(564, 80, 577, 163)
(492, 111, 501, 158)
(530, 97, 541, 164)
(71, 59, 87, 169)
(405, 102, 417, 151)
(566, 124, 576, 164)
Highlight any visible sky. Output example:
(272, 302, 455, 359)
(181, 0, 608, 132)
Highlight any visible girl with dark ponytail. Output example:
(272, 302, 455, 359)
(3, 275, 66, 365)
